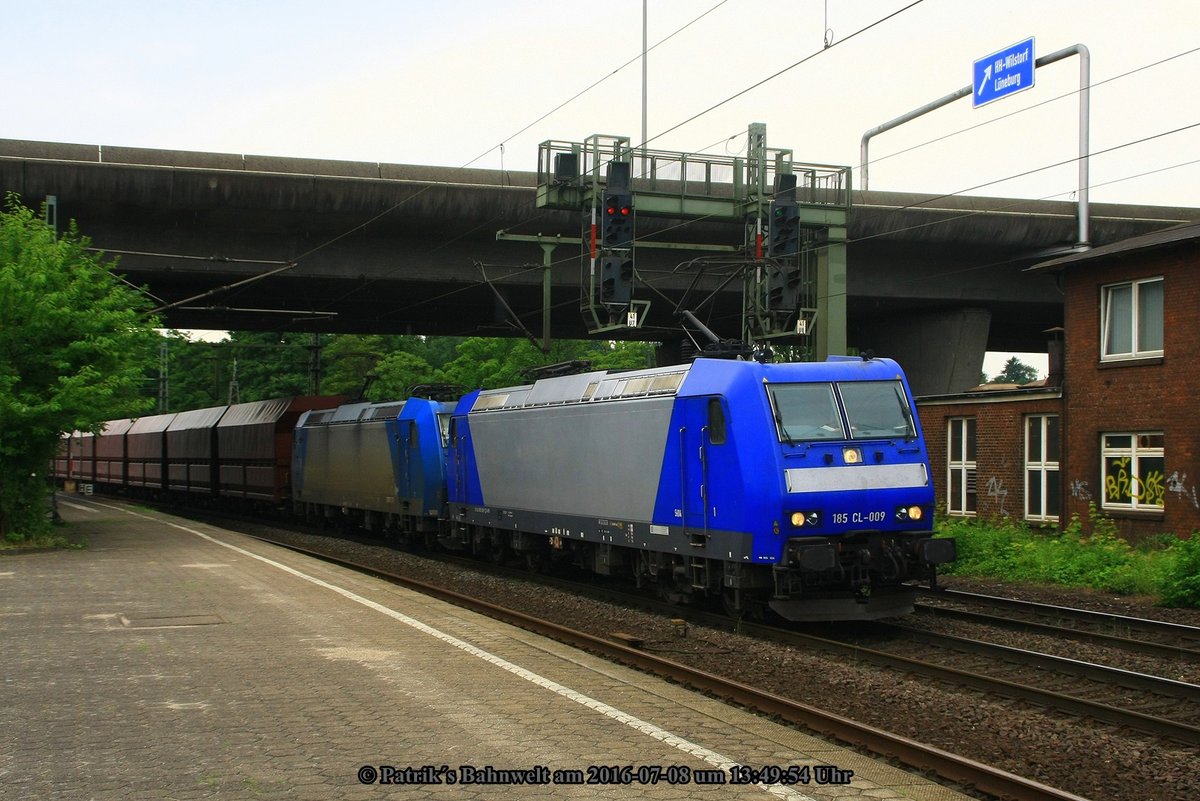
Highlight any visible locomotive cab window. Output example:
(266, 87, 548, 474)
(766, 383, 844, 441)
(707, 398, 727, 445)
(839, 380, 916, 440)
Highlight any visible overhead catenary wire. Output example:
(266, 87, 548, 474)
(635, 1, 927, 152)
(301, 1, 738, 311)
(369, 120, 1200, 340)
(440, 11, 1193, 271)
(866, 45, 1200, 171)
(199, 1, 934, 321)
(853, 120, 1200, 246)
(152, 1, 1193, 341)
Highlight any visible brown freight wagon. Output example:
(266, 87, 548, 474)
(216, 396, 344, 503)
(92, 419, 134, 489)
(165, 406, 228, 497)
(124, 413, 176, 491)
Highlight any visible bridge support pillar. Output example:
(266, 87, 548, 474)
(858, 307, 990, 396)
(815, 227, 847, 360)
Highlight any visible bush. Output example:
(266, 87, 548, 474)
(1158, 535, 1200, 608)
(934, 507, 1176, 602)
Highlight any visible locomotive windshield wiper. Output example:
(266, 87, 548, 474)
(772, 406, 796, 446)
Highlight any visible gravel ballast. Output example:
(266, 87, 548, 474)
(230, 522, 1200, 801)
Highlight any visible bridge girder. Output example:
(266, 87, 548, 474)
(3, 139, 1196, 390)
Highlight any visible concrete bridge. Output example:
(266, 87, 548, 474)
(2, 138, 1196, 394)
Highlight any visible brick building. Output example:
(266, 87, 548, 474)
(918, 384, 1063, 525)
(915, 221, 1200, 541)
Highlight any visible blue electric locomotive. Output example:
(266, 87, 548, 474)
(292, 398, 453, 534)
(445, 356, 955, 621)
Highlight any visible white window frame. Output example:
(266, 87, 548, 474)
(947, 417, 976, 517)
(1100, 432, 1165, 512)
(1024, 415, 1060, 523)
(1100, 277, 1163, 361)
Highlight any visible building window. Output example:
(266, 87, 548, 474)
(947, 417, 976, 516)
(1101, 277, 1163, 360)
(1101, 433, 1165, 511)
(1025, 415, 1060, 522)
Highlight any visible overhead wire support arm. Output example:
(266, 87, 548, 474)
(150, 261, 300, 315)
(475, 260, 550, 353)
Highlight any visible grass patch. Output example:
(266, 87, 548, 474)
(1, 524, 87, 551)
(935, 506, 1197, 608)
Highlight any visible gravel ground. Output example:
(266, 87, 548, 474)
(231, 522, 1200, 801)
(904, 576, 1200, 686)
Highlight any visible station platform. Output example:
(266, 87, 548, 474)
(1, 496, 974, 800)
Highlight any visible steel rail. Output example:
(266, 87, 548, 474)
(233, 529, 1090, 801)
(917, 588, 1200, 659)
(885, 623, 1200, 701)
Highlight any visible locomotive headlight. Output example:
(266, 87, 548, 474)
(790, 511, 820, 528)
(843, 447, 862, 464)
(895, 505, 924, 521)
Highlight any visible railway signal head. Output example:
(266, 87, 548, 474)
(601, 190, 633, 249)
(769, 202, 799, 257)
(599, 255, 633, 305)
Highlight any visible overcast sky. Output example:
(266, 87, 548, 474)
(7, 1, 1198, 374)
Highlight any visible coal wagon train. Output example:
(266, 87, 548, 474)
(54, 396, 346, 504)
(56, 357, 955, 621)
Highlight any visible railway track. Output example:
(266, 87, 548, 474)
(164, 503, 1200, 751)
(96, 497, 1196, 800)
(842, 621, 1200, 745)
(416, 553, 1200, 747)
(916, 587, 1200, 660)
(217, 524, 1090, 801)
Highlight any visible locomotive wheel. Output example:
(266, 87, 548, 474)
(657, 572, 690, 606)
(721, 589, 744, 619)
(524, 552, 549, 574)
(489, 540, 508, 564)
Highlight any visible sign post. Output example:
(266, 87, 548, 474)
(973, 37, 1036, 108)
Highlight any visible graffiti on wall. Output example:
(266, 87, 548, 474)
(985, 476, 1008, 516)
(1070, 479, 1092, 501)
(1167, 471, 1200, 510)
(1104, 456, 1166, 508)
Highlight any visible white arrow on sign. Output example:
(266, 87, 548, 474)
(977, 64, 992, 96)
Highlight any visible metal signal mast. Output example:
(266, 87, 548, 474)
(526, 124, 850, 359)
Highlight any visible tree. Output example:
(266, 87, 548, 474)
(370, 351, 439, 400)
(321, 334, 386, 398)
(220, 331, 316, 402)
(432, 337, 655, 390)
(0, 196, 160, 539)
(990, 357, 1040, 385)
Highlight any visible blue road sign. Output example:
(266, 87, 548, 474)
(973, 37, 1036, 108)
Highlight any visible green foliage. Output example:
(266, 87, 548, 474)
(1158, 535, 1200, 608)
(1, 523, 86, 551)
(320, 335, 387, 397)
(370, 351, 438, 400)
(989, 356, 1040, 385)
(430, 337, 654, 391)
(155, 332, 657, 406)
(222, 331, 318, 401)
(935, 508, 1194, 607)
(0, 195, 160, 539)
